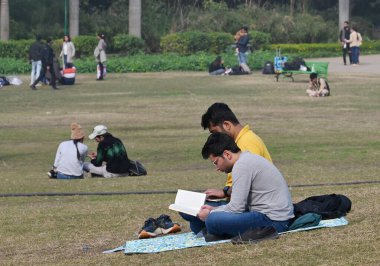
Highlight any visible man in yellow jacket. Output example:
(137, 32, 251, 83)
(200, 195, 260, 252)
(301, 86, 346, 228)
(180, 102, 273, 234)
(201, 102, 272, 199)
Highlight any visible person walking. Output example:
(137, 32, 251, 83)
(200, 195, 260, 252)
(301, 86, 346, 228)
(30, 38, 59, 90)
(28, 35, 43, 86)
(59, 35, 76, 69)
(94, 33, 107, 80)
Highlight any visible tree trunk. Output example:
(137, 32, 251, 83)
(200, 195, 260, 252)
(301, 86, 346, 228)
(339, 0, 350, 30)
(290, 0, 295, 16)
(69, 0, 80, 37)
(0, 0, 9, 41)
(129, 0, 141, 38)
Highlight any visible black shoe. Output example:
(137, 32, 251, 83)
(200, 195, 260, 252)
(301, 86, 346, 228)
(90, 173, 103, 178)
(96, 77, 103, 81)
(30, 85, 37, 90)
(231, 226, 278, 245)
(138, 218, 162, 239)
(156, 214, 181, 235)
(204, 233, 232, 242)
(47, 170, 57, 179)
(52, 86, 59, 90)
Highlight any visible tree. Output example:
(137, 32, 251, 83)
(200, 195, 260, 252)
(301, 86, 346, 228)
(129, 0, 141, 38)
(339, 0, 350, 30)
(70, 0, 80, 37)
(0, 0, 9, 40)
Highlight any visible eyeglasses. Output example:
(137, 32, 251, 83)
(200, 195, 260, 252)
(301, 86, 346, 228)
(212, 156, 221, 166)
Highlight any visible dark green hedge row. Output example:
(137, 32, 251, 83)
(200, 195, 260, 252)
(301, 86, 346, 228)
(0, 34, 147, 59)
(160, 31, 270, 55)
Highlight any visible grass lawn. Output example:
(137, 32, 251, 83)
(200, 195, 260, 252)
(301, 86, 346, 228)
(0, 71, 379, 265)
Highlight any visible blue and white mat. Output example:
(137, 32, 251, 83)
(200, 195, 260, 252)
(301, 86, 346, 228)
(103, 217, 348, 254)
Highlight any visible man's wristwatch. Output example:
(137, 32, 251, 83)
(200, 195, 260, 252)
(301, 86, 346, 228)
(223, 186, 230, 197)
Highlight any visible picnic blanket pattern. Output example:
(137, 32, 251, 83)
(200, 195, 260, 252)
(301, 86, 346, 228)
(103, 217, 348, 254)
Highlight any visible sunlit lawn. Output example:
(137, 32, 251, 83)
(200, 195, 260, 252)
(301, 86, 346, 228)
(0, 71, 379, 265)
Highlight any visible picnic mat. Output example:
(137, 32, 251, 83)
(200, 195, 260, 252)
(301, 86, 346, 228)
(103, 217, 348, 254)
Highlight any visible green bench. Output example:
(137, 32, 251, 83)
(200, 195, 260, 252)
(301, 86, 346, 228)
(275, 61, 329, 82)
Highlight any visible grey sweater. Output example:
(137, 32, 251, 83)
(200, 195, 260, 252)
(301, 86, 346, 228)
(212, 152, 294, 221)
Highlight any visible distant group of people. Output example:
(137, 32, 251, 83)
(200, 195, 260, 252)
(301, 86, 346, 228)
(339, 21, 362, 66)
(28, 33, 107, 90)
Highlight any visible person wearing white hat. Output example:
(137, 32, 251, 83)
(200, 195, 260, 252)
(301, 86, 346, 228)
(48, 123, 88, 179)
(83, 125, 130, 178)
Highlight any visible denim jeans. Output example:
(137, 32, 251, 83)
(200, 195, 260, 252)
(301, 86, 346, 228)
(30, 60, 42, 85)
(351, 46, 359, 64)
(57, 172, 83, 179)
(205, 210, 291, 237)
(238, 52, 248, 65)
(179, 200, 228, 234)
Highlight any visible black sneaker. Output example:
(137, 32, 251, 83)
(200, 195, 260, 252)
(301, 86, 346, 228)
(231, 226, 278, 245)
(156, 214, 181, 235)
(30, 85, 37, 90)
(138, 218, 162, 239)
(47, 170, 57, 179)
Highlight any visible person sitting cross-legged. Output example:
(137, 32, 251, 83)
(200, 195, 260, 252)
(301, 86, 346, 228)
(83, 125, 130, 178)
(194, 132, 294, 240)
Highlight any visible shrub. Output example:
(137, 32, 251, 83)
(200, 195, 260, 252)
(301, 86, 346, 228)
(249, 30, 271, 50)
(112, 34, 146, 55)
(72, 35, 99, 58)
(0, 39, 33, 60)
(160, 31, 232, 55)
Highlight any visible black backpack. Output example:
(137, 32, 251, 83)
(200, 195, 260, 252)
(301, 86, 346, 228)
(293, 194, 351, 219)
(128, 160, 147, 176)
(262, 61, 275, 74)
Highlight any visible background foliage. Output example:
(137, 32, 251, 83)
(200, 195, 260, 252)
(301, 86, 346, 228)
(6, 0, 380, 53)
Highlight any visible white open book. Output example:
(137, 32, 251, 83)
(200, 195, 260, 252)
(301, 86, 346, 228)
(169, 189, 206, 216)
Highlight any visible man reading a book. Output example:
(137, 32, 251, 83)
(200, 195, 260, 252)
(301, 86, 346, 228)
(196, 132, 294, 237)
(180, 103, 274, 233)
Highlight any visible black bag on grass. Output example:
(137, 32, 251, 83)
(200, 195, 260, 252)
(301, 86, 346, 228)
(128, 160, 147, 176)
(262, 61, 275, 74)
(293, 194, 352, 219)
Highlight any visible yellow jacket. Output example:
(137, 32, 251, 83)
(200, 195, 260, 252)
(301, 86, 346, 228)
(225, 125, 272, 186)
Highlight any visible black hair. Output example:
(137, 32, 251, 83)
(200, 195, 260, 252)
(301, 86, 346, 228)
(344, 21, 349, 24)
(64, 35, 71, 42)
(201, 103, 240, 129)
(46, 37, 52, 44)
(202, 132, 241, 159)
(310, 73, 318, 80)
(73, 139, 81, 160)
(98, 33, 105, 39)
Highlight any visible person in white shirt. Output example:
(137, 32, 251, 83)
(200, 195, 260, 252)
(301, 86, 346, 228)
(48, 123, 88, 179)
(59, 35, 76, 69)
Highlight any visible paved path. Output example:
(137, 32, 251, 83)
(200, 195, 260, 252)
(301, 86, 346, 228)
(309, 54, 380, 74)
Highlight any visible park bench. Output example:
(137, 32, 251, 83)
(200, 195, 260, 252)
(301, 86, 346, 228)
(275, 61, 329, 82)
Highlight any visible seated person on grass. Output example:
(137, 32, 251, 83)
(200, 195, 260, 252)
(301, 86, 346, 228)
(48, 123, 88, 179)
(83, 125, 130, 178)
(179, 103, 273, 234)
(307, 73, 330, 97)
(197, 132, 294, 239)
(209, 56, 227, 76)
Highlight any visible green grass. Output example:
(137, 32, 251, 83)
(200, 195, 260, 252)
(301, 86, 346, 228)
(0, 71, 379, 265)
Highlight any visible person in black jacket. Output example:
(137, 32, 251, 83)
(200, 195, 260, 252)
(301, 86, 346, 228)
(30, 38, 59, 90)
(83, 125, 130, 178)
(29, 35, 43, 86)
(339, 21, 352, 65)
